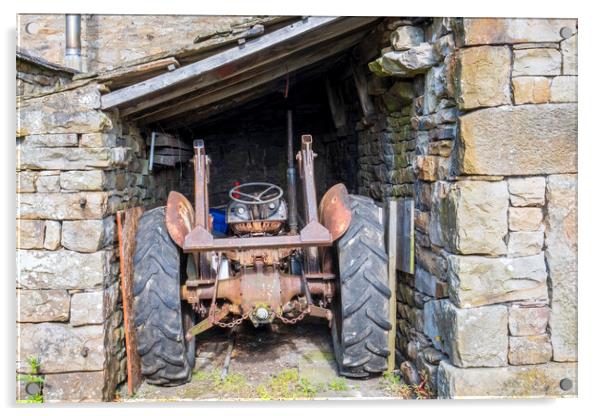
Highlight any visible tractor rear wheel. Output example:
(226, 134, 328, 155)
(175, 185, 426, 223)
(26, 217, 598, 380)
(132, 207, 195, 386)
(331, 195, 391, 378)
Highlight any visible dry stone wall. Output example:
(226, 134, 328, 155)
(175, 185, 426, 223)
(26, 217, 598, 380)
(367, 17, 577, 398)
(16, 80, 181, 401)
(18, 15, 257, 72)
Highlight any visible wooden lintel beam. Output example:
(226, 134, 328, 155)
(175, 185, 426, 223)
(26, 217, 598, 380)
(101, 17, 340, 110)
(135, 29, 368, 124)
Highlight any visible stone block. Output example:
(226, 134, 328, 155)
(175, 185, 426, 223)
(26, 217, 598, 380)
(545, 174, 577, 361)
(17, 323, 105, 373)
(455, 46, 512, 110)
(512, 76, 550, 104)
(18, 192, 109, 220)
(369, 43, 437, 77)
(431, 180, 508, 255)
(16, 219, 45, 249)
(457, 104, 577, 175)
(60, 170, 106, 191)
(447, 254, 548, 308)
(550, 76, 577, 103)
(414, 155, 438, 181)
(507, 231, 544, 257)
(437, 360, 577, 398)
(22, 134, 78, 147)
(509, 207, 543, 231)
(44, 220, 61, 250)
(35, 173, 60, 192)
(61, 218, 114, 253)
(424, 299, 508, 367)
(427, 140, 452, 157)
(390, 26, 424, 51)
(424, 65, 447, 114)
(513, 48, 561, 76)
(43, 371, 105, 402)
(70, 291, 105, 326)
(17, 249, 109, 290)
(561, 35, 577, 75)
(80, 133, 117, 148)
(17, 289, 70, 322)
(16, 85, 111, 136)
(434, 33, 455, 60)
(17, 171, 36, 193)
(460, 18, 576, 46)
(508, 335, 553, 365)
(415, 267, 447, 298)
(17, 147, 113, 170)
(508, 306, 550, 336)
(507, 176, 546, 207)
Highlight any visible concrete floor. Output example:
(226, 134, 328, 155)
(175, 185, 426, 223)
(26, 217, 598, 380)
(122, 318, 405, 402)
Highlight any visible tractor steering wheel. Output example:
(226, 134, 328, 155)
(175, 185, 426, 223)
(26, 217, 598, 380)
(228, 182, 284, 205)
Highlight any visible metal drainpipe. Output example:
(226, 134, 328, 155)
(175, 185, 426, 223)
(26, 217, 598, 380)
(65, 14, 82, 71)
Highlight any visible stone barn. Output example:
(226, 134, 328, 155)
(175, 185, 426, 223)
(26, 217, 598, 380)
(16, 15, 577, 401)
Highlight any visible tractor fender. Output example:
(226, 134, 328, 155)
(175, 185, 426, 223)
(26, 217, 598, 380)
(318, 183, 352, 242)
(165, 191, 195, 248)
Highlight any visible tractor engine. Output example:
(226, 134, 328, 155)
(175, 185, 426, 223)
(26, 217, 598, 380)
(225, 182, 288, 236)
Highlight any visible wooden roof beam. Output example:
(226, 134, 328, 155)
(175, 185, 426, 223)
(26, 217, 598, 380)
(134, 29, 368, 124)
(101, 17, 340, 110)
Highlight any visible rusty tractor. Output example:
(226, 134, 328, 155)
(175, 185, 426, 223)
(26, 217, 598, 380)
(132, 131, 391, 386)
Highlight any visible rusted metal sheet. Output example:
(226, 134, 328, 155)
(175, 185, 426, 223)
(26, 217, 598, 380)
(116, 207, 144, 396)
(165, 191, 195, 248)
(319, 183, 352, 241)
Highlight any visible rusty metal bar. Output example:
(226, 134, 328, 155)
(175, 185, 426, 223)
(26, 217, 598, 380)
(193, 139, 212, 279)
(297, 135, 320, 273)
(286, 110, 298, 234)
(186, 306, 230, 340)
(193, 140, 209, 228)
(298, 135, 319, 224)
(183, 220, 331, 252)
(182, 274, 334, 307)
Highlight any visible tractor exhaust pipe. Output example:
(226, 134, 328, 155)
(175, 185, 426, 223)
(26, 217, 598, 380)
(286, 110, 298, 234)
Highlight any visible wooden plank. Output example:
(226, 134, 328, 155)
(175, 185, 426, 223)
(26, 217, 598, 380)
(134, 29, 368, 123)
(102, 58, 181, 89)
(101, 17, 340, 109)
(351, 63, 376, 117)
(397, 198, 415, 274)
(117, 207, 145, 396)
(153, 154, 192, 166)
(145, 132, 190, 149)
(325, 78, 347, 129)
(386, 200, 399, 372)
(154, 148, 193, 157)
(112, 17, 379, 116)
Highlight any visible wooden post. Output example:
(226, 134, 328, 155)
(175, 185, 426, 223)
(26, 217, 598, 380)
(117, 207, 145, 396)
(386, 199, 399, 372)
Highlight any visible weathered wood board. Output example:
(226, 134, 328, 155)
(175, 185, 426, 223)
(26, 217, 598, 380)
(117, 207, 145, 396)
(396, 198, 415, 274)
(386, 199, 399, 372)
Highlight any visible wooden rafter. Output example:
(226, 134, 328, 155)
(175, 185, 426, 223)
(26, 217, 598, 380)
(134, 28, 369, 124)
